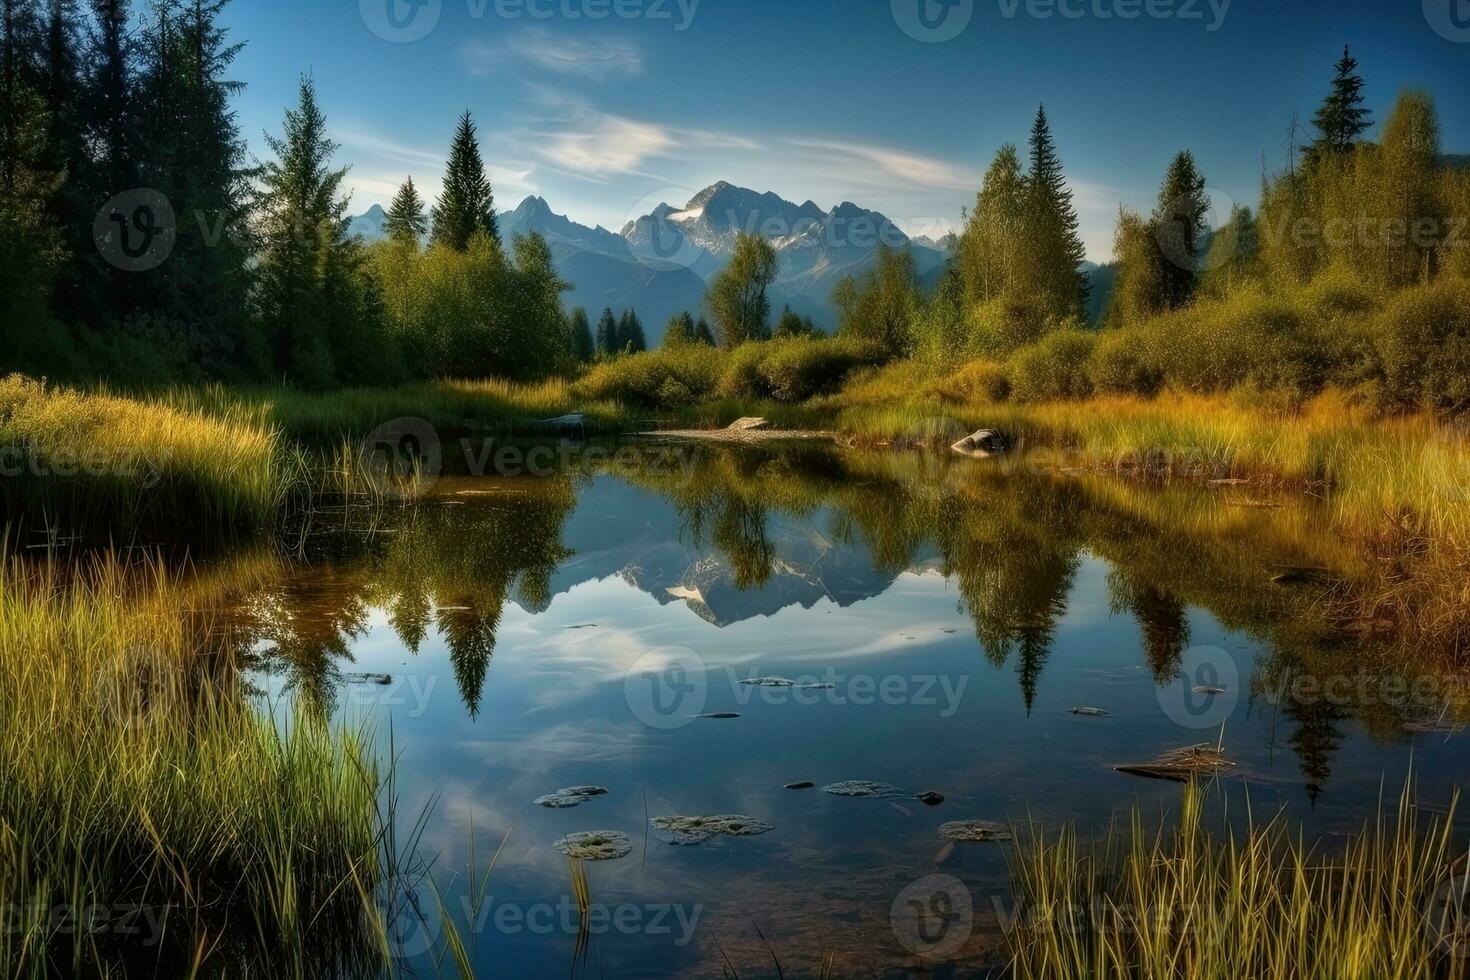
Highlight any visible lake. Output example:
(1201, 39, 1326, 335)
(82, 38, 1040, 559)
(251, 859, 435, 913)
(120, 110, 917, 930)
(63, 441, 1470, 975)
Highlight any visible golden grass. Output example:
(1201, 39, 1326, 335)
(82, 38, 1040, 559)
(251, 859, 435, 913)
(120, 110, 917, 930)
(0, 553, 386, 976)
(1008, 780, 1470, 979)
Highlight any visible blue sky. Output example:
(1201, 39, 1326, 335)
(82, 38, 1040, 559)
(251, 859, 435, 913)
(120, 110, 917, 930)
(222, 0, 1469, 260)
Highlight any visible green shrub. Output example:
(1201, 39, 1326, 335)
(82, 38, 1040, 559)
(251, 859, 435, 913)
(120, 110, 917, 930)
(1008, 329, 1097, 402)
(571, 345, 723, 407)
(1371, 278, 1470, 414)
(942, 360, 1011, 403)
(754, 337, 887, 402)
(1089, 328, 1163, 396)
(968, 294, 1056, 359)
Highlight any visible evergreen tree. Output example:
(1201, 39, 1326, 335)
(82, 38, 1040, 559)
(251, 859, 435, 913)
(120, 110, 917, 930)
(618, 308, 646, 353)
(137, 0, 256, 374)
(705, 231, 777, 347)
(774, 303, 811, 338)
(1151, 150, 1209, 308)
(255, 75, 369, 386)
(431, 110, 497, 251)
(1307, 45, 1371, 163)
(384, 175, 426, 244)
(1020, 105, 1088, 319)
(594, 306, 617, 356)
(693, 316, 715, 346)
(663, 309, 695, 347)
(569, 306, 594, 361)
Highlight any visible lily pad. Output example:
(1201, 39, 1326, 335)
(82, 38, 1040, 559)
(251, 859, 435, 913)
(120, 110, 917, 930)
(649, 814, 774, 846)
(939, 820, 1012, 843)
(534, 786, 609, 808)
(822, 780, 906, 799)
(553, 831, 632, 861)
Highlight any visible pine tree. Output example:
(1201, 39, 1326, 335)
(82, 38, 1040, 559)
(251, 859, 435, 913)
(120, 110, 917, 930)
(1307, 45, 1371, 163)
(255, 75, 363, 386)
(385, 175, 427, 244)
(663, 310, 694, 347)
(774, 304, 808, 338)
(1020, 104, 1088, 320)
(594, 306, 617, 356)
(1151, 150, 1209, 308)
(694, 316, 715, 346)
(137, 0, 256, 373)
(569, 306, 594, 361)
(430, 111, 497, 251)
(617, 308, 646, 353)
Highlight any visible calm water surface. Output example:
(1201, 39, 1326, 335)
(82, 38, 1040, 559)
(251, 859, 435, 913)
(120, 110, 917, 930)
(232, 443, 1466, 977)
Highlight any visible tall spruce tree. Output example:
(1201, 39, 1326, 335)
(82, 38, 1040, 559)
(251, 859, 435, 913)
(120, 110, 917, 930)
(594, 306, 617, 356)
(693, 316, 715, 346)
(385, 175, 426, 244)
(1151, 150, 1209, 309)
(255, 75, 364, 386)
(137, 0, 255, 373)
(1021, 104, 1088, 320)
(663, 310, 694, 347)
(1307, 45, 1370, 163)
(618, 308, 646, 353)
(569, 306, 594, 362)
(431, 111, 497, 251)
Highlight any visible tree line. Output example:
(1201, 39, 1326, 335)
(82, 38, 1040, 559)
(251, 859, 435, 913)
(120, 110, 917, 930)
(0, 0, 572, 387)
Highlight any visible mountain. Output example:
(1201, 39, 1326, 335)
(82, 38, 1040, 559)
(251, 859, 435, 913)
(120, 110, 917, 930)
(346, 182, 952, 339)
(622, 182, 947, 329)
(347, 204, 388, 241)
(500, 197, 708, 341)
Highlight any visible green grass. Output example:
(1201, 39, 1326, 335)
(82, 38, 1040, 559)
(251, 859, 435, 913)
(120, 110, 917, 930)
(0, 553, 388, 977)
(1008, 779, 1469, 979)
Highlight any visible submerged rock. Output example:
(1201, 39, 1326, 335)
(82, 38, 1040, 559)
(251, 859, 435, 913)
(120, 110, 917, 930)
(1115, 744, 1237, 783)
(1192, 685, 1227, 695)
(1070, 707, 1110, 716)
(696, 712, 741, 719)
(822, 780, 906, 799)
(915, 791, 945, 806)
(649, 814, 774, 846)
(950, 429, 1010, 458)
(342, 672, 392, 686)
(784, 781, 815, 790)
(534, 786, 609, 809)
(553, 831, 632, 861)
(739, 677, 795, 687)
(939, 820, 1012, 843)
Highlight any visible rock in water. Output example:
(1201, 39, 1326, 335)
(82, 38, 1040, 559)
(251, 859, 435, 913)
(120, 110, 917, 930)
(1070, 707, 1110, 716)
(784, 781, 815, 790)
(950, 429, 1009, 458)
(915, 791, 945, 806)
(939, 820, 1012, 842)
(727, 417, 772, 431)
(553, 831, 632, 861)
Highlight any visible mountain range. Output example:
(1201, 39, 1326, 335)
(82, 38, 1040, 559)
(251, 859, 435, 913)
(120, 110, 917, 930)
(348, 182, 948, 343)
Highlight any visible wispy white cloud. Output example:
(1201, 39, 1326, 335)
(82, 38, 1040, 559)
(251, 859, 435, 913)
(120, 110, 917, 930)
(784, 138, 975, 191)
(463, 31, 643, 80)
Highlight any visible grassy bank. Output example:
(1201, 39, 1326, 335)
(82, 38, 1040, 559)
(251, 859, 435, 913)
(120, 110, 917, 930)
(1007, 781, 1469, 978)
(0, 554, 387, 976)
